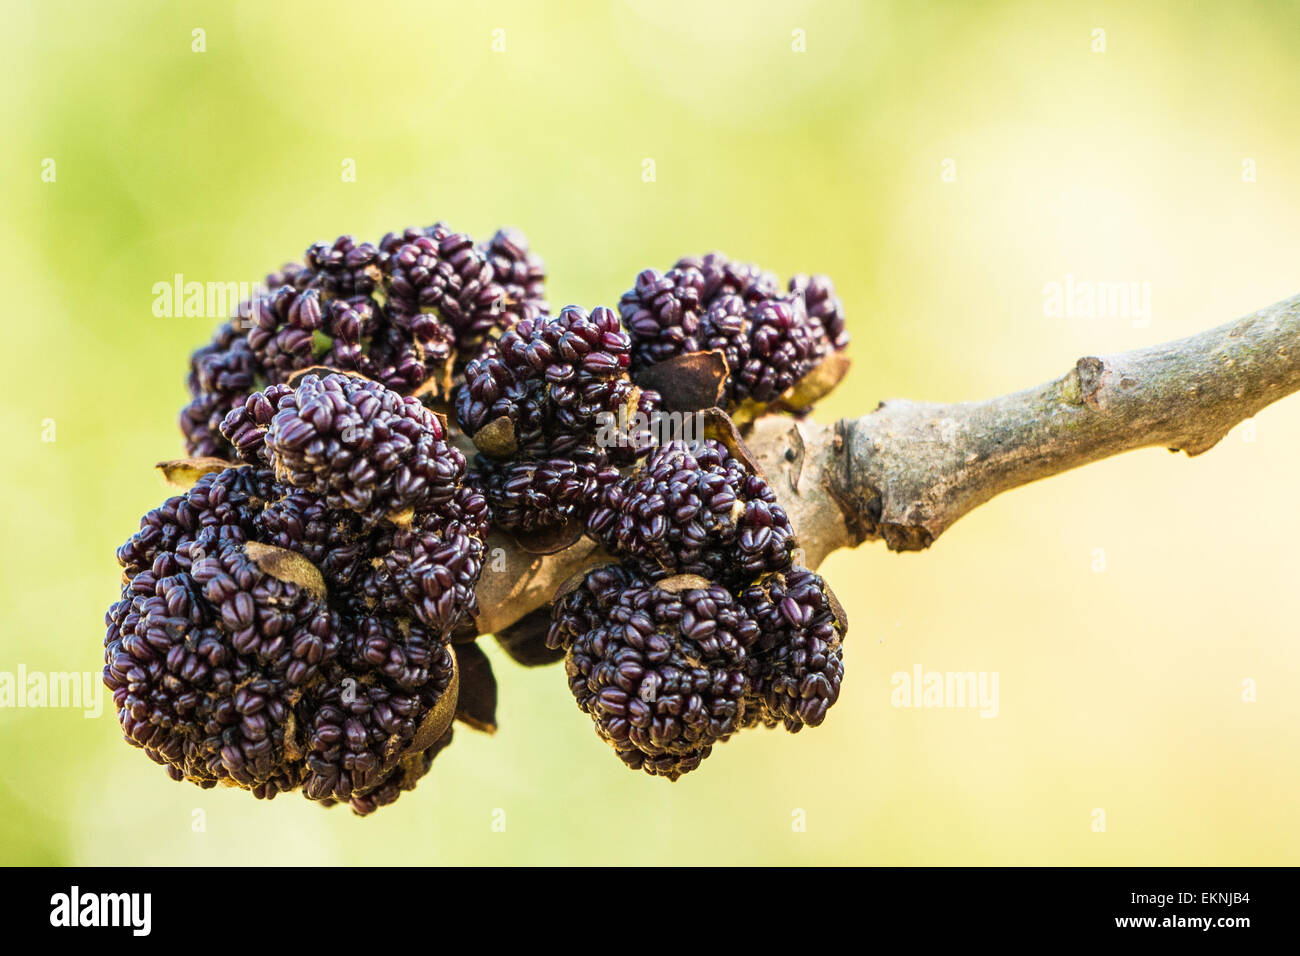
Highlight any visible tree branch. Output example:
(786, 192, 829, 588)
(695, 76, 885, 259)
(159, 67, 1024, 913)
(476, 291, 1300, 637)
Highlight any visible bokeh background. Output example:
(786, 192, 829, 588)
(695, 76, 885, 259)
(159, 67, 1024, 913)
(2, 0, 1297, 865)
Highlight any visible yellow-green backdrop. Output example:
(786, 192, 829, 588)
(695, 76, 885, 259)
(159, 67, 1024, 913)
(2, 0, 1297, 865)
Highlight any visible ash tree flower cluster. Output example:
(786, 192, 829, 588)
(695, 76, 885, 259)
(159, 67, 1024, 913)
(553, 438, 846, 779)
(105, 220, 851, 812)
(108, 374, 484, 814)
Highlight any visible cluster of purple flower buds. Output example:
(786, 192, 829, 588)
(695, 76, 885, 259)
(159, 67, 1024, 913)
(108, 226, 851, 810)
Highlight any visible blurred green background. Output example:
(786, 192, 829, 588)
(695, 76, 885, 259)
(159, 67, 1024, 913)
(2, 0, 1298, 865)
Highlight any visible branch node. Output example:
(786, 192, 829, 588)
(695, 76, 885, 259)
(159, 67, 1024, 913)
(1073, 356, 1109, 410)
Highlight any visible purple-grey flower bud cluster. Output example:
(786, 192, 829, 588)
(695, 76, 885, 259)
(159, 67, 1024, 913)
(619, 251, 848, 407)
(455, 305, 660, 536)
(125, 224, 854, 806)
(181, 224, 549, 457)
(107, 373, 489, 814)
(550, 438, 846, 778)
